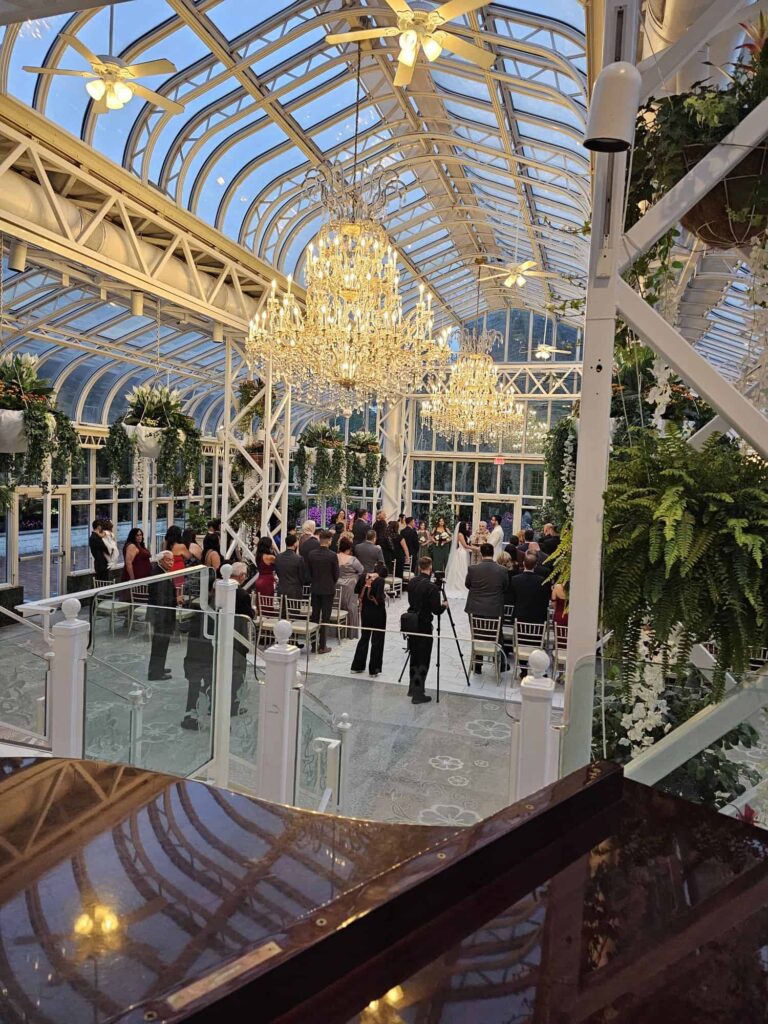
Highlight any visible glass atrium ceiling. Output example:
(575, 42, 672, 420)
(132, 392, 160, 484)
(0, 0, 590, 326)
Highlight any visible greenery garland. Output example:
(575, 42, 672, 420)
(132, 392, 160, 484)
(105, 384, 203, 495)
(542, 416, 577, 529)
(0, 353, 83, 488)
(294, 424, 345, 497)
(345, 430, 387, 488)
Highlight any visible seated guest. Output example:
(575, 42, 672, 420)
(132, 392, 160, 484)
(508, 552, 552, 624)
(552, 581, 569, 626)
(355, 529, 385, 573)
(497, 550, 520, 585)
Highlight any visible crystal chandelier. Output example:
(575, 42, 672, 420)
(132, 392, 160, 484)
(423, 273, 524, 446)
(244, 47, 449, 407)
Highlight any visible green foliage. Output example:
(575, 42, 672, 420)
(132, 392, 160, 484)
(576, 430, 768, 696)
(430, 496, 455, 530)
(345, 430, 386, 488)
(104, 384, 203, 495)
(294, 424, 346, 497)
(542, 415, 577, 528)
(0, 483, 12, 510)
(595, 670, 760, 809)
(236, 378, 265, 422)
(0, 353, 83, 487)
(185, 502, 209, 535)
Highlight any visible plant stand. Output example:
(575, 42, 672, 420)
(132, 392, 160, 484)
(680, 144, 768, 249)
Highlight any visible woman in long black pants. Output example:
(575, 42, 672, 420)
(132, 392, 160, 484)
(350, 563, 387, 677)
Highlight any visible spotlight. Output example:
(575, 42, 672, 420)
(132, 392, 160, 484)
(8, 239, 27, 272)
(583, 61, 642, 153)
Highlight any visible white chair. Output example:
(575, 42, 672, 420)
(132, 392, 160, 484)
(128, 583, 150, 638)
(513, 620, 547, 679)
(328, 582, 349, 643)
(284, 597, 321, 667)
(553, 622, 568, 680)
(93, 579, 132, 636)
(385, 561, 403, 601)
(501, 603, 515, 645)
(254, 594, 282, 648)
(402, 556, 415, 584)
(469, 616, 503, 685)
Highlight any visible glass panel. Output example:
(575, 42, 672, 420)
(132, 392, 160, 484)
(413, 460, 432, 492)
(0, 636, 48, 741)
(523, 464, 545, 496)
(477, 463, 497, 493)
(454, 461, 475, 493)
(525, 402, 550, 455)
(432, 460, 452, 492)
(294, 697, 339, 811)
(230, 612, 260, 791)
(507, 308, 530, 361)
(500, 462, 521, 495)
(88, 594, 216, 777)
(83, 677, 134, 765)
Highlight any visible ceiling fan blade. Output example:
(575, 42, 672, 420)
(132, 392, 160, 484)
(129, 82, 185, 114)
(434, 0, 490, 25)
(123, 58, 177, 78)
(60, 33, 101, 68)
(518, 260, 537, 272)
(326, 27, 400, 44)
(437, 30, 495, 68)
(393, 58, 416, 87)
(383, 0, 412, 12)
(22, 66, 93, 78)
(528, 271, 559, 278)
(479, 268, 508, 278)
(504, 274, 516, 287)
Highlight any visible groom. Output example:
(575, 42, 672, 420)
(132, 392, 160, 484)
(488, 515, 504, 560)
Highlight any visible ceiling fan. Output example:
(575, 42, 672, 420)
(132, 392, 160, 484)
(534, 342, 571, 360)
(480, 259, 560, 289)
(326, 0, 495, 88)
(23, 6, 183, 114)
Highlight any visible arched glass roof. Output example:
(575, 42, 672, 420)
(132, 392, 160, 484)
(1, 0, 590, 325)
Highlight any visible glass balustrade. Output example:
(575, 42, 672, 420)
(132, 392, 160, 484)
(0, 633, 49, 747)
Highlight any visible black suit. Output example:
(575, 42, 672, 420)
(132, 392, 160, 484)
(148, 568, 176, 679)
(405, 573, 445, 697)
(307, 546, 339, 648)
(298, 534, 319, 567)
(275, 549, 306, 601)
(508, 571, 551, 624)
(352, 518, 370, 547)
(233, 586, 254, 713)
(401, 526, 419, 562)
(539, 533, 560, 556)
(89, 531, 110, 582)
(464, 560, 509, 620)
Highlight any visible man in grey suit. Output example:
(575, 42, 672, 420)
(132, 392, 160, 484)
(354, 529, 384, 573)
(275, 533, 306, 603)
(465, 542, 509, 674)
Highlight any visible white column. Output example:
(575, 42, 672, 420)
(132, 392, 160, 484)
(380, 398, 405, 515)
(515, 650, 558, 801)
(336, 711, 352, 815)
(562, 0, 639, 774)
(141, 457, 150, 542)
(256, 619, 301, 804)
(50, 597, 89, 758)
(212, 563, 237, 788)
(41, 487, 51, 600)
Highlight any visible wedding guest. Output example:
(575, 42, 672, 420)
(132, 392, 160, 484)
(253, 535, 277, 603)
(307, 530, 339, 654)
(337, 536, 364, 638)
(417, 520, 431, 561)
(275, 533, 306, 603)
(352, 509, 370, 547)
(101, 519, 120, 571)
(429, 516, 451, 573)
(182, 527, 203, 561)
(89, 520, 110, 583)
(330, 509, 347, 552)
(122, 527, 151, 582)
(298, 519, 320, 565)
(350, 562, 388, 677)
(147, 551, 179, 681)
(388, 520, 408, 578)
(355, 529, 384, 573)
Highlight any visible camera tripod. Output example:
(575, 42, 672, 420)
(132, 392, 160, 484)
(398, 576, 470, 703)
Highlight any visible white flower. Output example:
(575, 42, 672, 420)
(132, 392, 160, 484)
(429, 755, 464, 772)
(418, 804, 481, 827)
(465, 719, 511, 740)
(448, 776, 469, 787)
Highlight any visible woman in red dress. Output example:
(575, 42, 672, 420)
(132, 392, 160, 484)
(122, 527, 152, 582)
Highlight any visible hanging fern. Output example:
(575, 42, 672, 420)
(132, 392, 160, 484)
(554, 429, 768, 698)
(294, 445, 309, 489)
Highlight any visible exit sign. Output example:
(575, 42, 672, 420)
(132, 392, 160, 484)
(493, 457, 505, 465)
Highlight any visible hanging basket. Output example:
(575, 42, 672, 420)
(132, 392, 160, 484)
(0, 410, 27, 453)
(679, 144, 768, 249)
(123, 423, 164, 460)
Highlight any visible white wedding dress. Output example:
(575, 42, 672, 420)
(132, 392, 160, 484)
(444, 524, 471, 598)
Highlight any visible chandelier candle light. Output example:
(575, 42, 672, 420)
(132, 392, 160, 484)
(245, 47, 449, 407)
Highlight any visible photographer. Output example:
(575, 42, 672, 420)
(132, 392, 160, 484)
(402, 556, 446, 704)
(350, 561, 387, 677)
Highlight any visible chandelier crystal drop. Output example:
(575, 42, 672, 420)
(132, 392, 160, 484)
(423, 320, 525, 446)
(244, 47, 450, 407)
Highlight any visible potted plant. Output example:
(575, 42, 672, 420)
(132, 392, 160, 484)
(630, 13, 768, 248)
(345, 430, 388, 487)
(105, 384, 203, 495)
(294, 424, 346, 497)
(0, 353, 82, 487)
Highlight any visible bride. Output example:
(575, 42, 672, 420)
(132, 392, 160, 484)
(444, 520, 473, 597)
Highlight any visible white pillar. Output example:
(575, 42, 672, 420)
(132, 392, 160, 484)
(380, 398, 405, 515)
(562, 0, 639, 774)
(336, 711, 352, 815)
(515, 650, 558, 801)
(212, 563, 237, 788)
(257, 619, 301, 804)
(50, 597, 89, 758)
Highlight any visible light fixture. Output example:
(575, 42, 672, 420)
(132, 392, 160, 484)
(130, 291, 144, 317)
(422, 34, 443, 61)
(245, 47, 450, 407)
(86, 78, 106, 101)
(8, 239, 27, 273)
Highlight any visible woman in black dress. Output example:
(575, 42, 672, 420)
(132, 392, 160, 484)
(387, 519, 408, 578)
(350, 562, 388, 677)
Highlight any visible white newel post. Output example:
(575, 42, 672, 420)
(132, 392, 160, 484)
(515, 650, 558, 801)
(50, 597, 89, 758)
(257, 620, 301, 804)
(336, 712, 352, 815)
(212, 564, 237, 788)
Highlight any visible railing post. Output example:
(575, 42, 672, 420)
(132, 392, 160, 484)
(257, 619, 301, 804)
(515, 650, 558, 801)
(337, 712, 352, 815)
(212, 564, 238, 788)
(50, 597, 89, 758)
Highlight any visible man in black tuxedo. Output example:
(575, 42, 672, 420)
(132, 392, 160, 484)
(465, 542, 509, 673)
(539, 523, 560, 557)
(307, 530, 339, 654)
(401, 516, 420, 566)
(298, 520, 320, 567)
(508, 552, 552, 624)
(89, 519, 110, 582)
(352, 509, 370, 548)
(275, 533, 306, 602)
(148, 551, 178, 680)
(405, 556, 446, 704)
